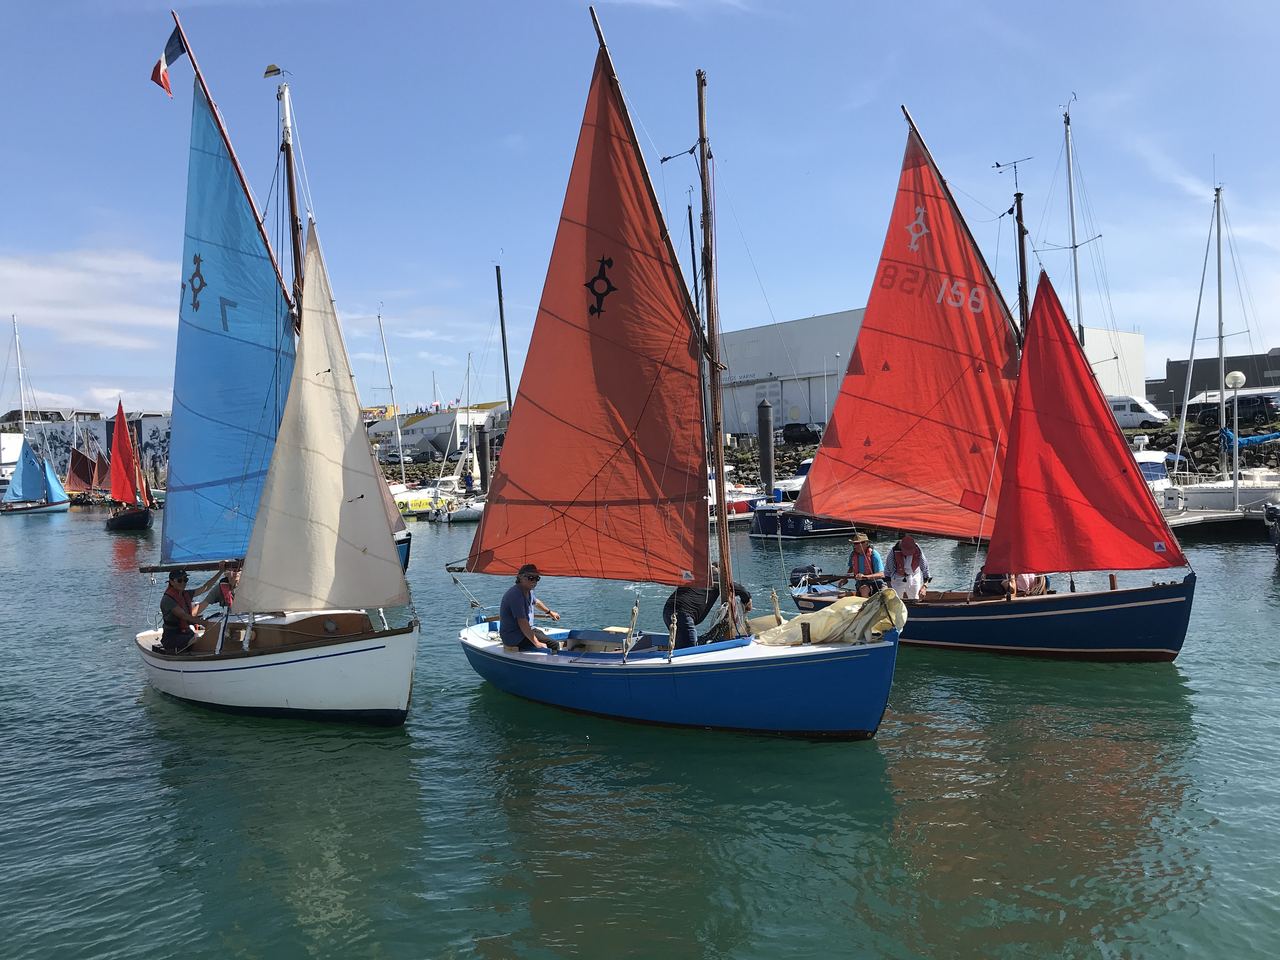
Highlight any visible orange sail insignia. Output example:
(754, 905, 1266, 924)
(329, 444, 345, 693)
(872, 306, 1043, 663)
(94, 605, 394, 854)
(465, 50, 709, 586)
(795, 126, 1019, 539)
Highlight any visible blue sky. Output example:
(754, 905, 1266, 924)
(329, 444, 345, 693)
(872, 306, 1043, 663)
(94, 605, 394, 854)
(2, 0, 1277, 414)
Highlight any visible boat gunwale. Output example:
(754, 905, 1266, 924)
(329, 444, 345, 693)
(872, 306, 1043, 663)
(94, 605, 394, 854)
(137, 618, 419, 664)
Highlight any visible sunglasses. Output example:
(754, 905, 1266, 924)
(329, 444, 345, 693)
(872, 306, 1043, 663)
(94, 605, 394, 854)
(522, 574, 541, 582)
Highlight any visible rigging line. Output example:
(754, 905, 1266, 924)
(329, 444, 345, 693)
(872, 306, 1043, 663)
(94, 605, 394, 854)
(1034, 138, 1067, 246)
(1173, 202, 1216, 466)
(1221, 197, 1263, 359)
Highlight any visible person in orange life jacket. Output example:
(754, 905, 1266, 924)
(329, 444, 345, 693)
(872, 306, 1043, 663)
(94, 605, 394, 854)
(158, 567, 223, 652)
(884, 533, 930, 599)
(838, 533, 885, 598)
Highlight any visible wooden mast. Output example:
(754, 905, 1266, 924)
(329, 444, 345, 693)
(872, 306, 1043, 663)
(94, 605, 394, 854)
(169, 11, 292, 312)
(494, 265, 514, 412)
(1015, 190, 1030, 333)
(697, 69, 739, 635)
(279, 84, 305, 325)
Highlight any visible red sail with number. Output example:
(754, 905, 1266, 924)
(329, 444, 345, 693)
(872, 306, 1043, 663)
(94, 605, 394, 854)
(465, 50, 709, 585)
(984, 273, 1187, 573)
(795, 126, 1019, 540)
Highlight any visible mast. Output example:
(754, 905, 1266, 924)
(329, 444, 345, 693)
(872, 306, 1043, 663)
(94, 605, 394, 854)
(169, 12, 292, 312)
(698, 69, 739, 635)
(275, 78, 305, 323)
(1063, 104, 1084, 345)
(1215, 185, 1226, 475)
(375, 305, 407, 485)
(12, 316, 26, 436)
(1014, 191, 1031, 332)
(494, 265, 514, 412)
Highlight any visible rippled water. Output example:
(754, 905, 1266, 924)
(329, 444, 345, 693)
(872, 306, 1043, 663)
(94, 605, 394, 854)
(0, 510, 1276, 958)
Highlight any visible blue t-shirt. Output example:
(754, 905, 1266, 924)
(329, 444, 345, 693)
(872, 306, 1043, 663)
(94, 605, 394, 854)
(499, 584, 535, 646)
(847, 549, 884, 575)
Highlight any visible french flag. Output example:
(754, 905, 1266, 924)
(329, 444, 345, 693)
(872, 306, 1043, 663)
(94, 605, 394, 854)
(150, 27, 187, 97)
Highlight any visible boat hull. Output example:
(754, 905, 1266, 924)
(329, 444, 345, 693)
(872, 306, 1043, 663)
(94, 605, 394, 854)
(1, 499, 70, 515)
(105, 506, 153, 531)
(459, 622, 899, 738)
(135, 617, 419, 724)
(748, 505, 858, 540)
(395, 527, 412, 571)
(792, 573, 1196, 661)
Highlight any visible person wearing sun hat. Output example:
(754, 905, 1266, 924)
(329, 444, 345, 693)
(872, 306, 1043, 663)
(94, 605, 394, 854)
(499, 563, 562, 653)
(838, 533, 885, 597)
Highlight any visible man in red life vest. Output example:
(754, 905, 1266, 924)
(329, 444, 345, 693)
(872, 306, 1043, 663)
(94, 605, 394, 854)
(885, 533, 931, 599)
(838, 533, 885, 598)
(158, 567, 223, 652)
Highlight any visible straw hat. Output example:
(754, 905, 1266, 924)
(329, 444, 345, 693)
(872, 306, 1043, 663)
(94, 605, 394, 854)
(848, 533, 870, 544)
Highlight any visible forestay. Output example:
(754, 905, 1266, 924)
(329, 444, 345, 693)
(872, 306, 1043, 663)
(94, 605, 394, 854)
(465, 50, 709, 586)
(795, 126, 1018, 540)
(984, 273, 1187, 574)
(234, 224, 409, 614)
(162, 80, 295, 565)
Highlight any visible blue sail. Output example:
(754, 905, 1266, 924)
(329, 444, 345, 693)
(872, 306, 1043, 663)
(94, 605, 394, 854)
(3, 439, 44, 503)
(161, 80, 295, 564)
(42, 460, 69, 504)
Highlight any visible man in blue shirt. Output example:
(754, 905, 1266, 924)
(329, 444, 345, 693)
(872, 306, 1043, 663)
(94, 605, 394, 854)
(499, 563, 562, 652)
(838, 533, 885, 598)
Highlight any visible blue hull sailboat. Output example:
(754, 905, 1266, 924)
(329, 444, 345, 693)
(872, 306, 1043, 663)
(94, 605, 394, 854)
(789, 116, 1195, 661)
(455, 11, 900, 739)
(1, 319, 69, 517)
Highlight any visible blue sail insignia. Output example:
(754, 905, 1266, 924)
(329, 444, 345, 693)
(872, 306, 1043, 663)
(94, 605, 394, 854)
(161, 80, 295, 564)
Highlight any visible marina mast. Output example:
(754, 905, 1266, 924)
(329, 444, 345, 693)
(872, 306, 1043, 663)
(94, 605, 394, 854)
(1063, 103, 1084, 346)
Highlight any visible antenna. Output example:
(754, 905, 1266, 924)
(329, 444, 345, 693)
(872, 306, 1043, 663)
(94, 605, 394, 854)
(992, 155, 1033, 193)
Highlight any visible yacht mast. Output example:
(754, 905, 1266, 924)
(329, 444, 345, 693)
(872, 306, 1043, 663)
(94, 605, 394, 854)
(375, 306, 407, 485)
(12, 316, 26, 436)
(1063, 104, 1084, 345)
(273, 75, 305, 325)
(1215, 185, 1226, 477)
(494, 265, 514, 412)
(698, 69, 738, 635)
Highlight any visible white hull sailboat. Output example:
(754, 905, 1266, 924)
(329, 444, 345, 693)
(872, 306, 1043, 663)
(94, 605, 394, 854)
(134, 18, 416, 723)
(136, 612, 417, 724)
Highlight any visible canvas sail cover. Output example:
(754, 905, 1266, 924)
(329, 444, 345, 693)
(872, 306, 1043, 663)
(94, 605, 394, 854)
(465, 50, 709, 585)
(3, 440, 44, 503)
(161, 80, 295, 565)
(42, 461, 68, 504)
(109, 403, 141, 505)
(984, 273, 1187, 573)
(65, 448, 95, 493)
(234, 225, 409, 613)
(794, 128, 1018, 540)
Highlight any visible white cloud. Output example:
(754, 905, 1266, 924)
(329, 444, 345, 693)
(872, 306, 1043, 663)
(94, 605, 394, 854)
(416, 351, 460, 366)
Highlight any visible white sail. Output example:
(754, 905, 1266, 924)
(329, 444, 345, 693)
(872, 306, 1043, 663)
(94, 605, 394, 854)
(234, 223, 410, 612)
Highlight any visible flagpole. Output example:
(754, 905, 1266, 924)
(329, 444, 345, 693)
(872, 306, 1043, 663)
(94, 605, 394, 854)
(168, 10, 292, 314)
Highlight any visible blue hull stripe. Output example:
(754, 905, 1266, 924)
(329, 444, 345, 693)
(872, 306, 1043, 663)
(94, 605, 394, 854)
(144, 644, 387, 674)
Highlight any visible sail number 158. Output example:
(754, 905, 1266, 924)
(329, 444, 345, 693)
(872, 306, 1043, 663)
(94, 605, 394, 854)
(878, 264, 987, 314)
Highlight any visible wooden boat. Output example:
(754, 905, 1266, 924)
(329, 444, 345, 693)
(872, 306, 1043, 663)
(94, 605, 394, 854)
(104, 400, 154, 531)
(134, 16, 416, 723)
(789, 118, 1194, 661)
(455, 10, 899, 738)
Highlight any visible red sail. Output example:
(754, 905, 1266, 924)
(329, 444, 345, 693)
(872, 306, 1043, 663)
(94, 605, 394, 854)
(795, 127, 1018, 539)
(466, 50, 709, 585)
(109, 401, 142, 505)
(984, 273, 1187, 573)
(64, 448, 95, 493)
(93, 452, 111, 492)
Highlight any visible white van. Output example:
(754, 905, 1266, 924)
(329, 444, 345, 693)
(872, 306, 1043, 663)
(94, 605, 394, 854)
(1106, 395, 1170, 429)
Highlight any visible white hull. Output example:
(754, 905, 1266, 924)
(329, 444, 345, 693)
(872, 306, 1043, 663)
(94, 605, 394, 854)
(134, 613, 418, 724)
(1174, 479, 1280, 513)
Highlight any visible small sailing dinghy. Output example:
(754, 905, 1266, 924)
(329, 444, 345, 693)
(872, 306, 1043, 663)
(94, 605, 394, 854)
(134, 17, 417, 723)
(105, 401, 154, 531)
(455, 12, 900, 738)
(1, 317, 70, 516)
(792, 127, 1195, 660)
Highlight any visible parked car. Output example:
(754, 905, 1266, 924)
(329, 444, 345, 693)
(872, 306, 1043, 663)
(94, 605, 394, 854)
(781, 422, 824, 445)
(1193, 393, 1280, 427)
(1106, 395, 1170, 429)
(382, 451, 415, 464)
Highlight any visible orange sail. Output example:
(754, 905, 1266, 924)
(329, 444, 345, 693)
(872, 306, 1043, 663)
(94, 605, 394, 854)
(64, 448, 95, 493)
(795, 125, 1019, 539)
(109, 401, 142, 506)
(984, 273, 1187, 573)
(466, 49, 709, 585)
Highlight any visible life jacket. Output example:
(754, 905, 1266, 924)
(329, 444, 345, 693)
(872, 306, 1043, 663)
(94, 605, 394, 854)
(848, 549, 878, 576)
(217, 580, 234, 608)
(162, 584, 193, 627)
(888, 544, 922, 577)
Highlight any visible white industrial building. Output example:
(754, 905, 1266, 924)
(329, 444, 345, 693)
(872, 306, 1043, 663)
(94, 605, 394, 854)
(718, 309, 1146, 433)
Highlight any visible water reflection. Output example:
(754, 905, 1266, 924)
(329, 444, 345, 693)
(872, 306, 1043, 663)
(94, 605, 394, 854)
(876, 652, 1204, 957)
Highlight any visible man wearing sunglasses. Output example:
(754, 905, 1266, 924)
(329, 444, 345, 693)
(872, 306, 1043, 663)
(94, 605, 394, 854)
(499, 563, 562, 653)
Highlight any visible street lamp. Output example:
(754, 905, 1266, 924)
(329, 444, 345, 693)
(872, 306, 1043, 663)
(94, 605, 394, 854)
(1226, 369, 1246, 509)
